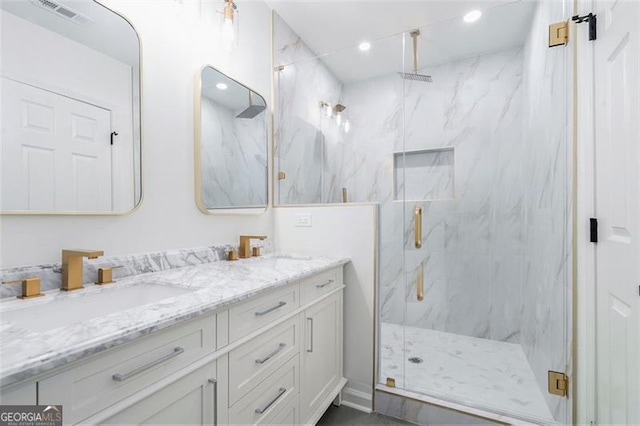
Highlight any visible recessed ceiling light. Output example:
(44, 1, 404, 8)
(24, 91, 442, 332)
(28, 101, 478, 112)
(216, 83, 228, 90)
(463, 10, 482, 23)
(358, 41, 371, 51)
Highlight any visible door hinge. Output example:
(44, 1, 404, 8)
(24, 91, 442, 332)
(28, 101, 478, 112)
(549, 21, 569, 47)
(572, 13, 597, 41)
(110, 131, 118, 145)
(278, 171, 286, 180)
(590, 218, 598, 243)
(548, 371, 569, 397)
(385, 377, 396, 388)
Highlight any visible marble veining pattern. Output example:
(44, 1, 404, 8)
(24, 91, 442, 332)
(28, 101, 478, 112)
(379, 323, 555, 424)
(200, 97, 267, 208)
(0, 243, 273, 299)
(0, 253, 346, 386)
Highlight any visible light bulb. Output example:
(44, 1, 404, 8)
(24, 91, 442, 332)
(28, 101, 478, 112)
(463, 10, 482, 23)
(358, 41, 371, 52)
(344, 120, 351, 133)
(324, 104, 332, 118)
(221, 17, 235, 51)
(216, 82, 228, 90)
(336, 113, 342, 126)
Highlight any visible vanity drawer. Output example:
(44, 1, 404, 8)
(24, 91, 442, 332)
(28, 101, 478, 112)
(38, 314, 216, 425)
(300, 268, 342, 306)
(229, 355, 299, 426)
(268, 394, 299, 425)
(229, 284, 299, 343)
(229, 316, 299, 405)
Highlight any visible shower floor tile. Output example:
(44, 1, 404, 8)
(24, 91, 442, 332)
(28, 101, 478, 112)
(379, 322, 555, 424)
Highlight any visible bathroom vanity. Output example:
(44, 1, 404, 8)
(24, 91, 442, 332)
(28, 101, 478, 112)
(0, 254, 347, 425)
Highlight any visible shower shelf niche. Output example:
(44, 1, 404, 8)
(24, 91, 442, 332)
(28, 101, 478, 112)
(393, 147, 455, 202)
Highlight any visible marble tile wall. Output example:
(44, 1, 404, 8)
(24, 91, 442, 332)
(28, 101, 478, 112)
(273, 13, 348, 205)
(339, 48, 526, 343)
(0, 242, 275, 299)
(200, 97, 267, 208)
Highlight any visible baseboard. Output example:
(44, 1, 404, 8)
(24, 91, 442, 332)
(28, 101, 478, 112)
(340, 387, 373, 413)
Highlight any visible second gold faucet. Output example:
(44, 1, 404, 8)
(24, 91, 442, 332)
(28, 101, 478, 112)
(238, 235, 266, 259)
(61, 249, 104, 291)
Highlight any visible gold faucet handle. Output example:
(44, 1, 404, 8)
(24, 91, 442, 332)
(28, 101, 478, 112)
(252, 246, 262, 257)
(95, 266, 123, 285)
(3, 278, 44, 299)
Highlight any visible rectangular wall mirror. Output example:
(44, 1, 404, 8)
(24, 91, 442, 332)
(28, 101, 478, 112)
(1, 0, 142, 214)
(195, 66, 268, 212)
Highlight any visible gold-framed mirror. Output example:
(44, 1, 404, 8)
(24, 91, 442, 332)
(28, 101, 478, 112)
(195, 66, 268, 213)
(0, 0, 142, 214)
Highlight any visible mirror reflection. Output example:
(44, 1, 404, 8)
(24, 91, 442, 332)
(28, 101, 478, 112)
(196, 66, 268, 211)
(1, 0, 141, 213)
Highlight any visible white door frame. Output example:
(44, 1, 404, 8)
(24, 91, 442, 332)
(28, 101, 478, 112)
(575, 0, 597, 424)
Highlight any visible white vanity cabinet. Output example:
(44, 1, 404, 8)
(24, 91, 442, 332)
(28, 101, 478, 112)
(301, 291, 344, 423)
(98, 359, 218, 426)
(0, 381, 36, 405)
(1, 264, 345, 426)
(39, 313, 217, 425)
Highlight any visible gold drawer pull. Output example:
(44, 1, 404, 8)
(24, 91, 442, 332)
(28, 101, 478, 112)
(315, 279, 334, 289)
(414, 206, 422, 249)
(255, 343, 287, 364)
(255, 387, 287, 414)
(255, 301, 287, 316)
(112, 347, 184, 382)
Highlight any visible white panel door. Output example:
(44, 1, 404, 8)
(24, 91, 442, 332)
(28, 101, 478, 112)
(594, 1, 640, 424)
(1, 77, 112, 211)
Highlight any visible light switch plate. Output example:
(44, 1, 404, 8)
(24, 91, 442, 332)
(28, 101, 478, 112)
(296, 214, 312, 227)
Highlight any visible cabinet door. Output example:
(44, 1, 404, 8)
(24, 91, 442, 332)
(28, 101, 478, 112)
(300, 291, 343, 422)
(98, 360, 217, 425)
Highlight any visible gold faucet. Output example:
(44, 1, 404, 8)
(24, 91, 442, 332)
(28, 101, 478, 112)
(238, 235, 267, 259)
(61, 249, 104, 291)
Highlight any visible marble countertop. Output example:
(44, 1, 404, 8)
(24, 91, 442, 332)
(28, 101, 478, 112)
(0, 254, 348, 387)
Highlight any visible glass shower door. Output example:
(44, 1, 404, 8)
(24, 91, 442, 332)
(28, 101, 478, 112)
(399, 1, 572, 423)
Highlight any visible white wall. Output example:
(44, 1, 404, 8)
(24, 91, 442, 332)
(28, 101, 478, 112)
(274, 204, 377, 411)
(0, 0, 274, 268)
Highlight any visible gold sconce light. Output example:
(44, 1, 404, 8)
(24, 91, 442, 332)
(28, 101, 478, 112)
(219, 0, 238, 51)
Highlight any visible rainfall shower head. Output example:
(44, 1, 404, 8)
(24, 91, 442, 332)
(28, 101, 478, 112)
(236, 91, 266, 119)
(398, 30, 433, 83)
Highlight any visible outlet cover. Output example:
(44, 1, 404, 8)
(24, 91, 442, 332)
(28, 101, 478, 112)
(296, 214, 312, 227)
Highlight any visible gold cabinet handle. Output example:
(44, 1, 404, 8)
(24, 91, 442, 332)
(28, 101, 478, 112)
(417, 262, 424, 301)
(414, 206, 422, 249)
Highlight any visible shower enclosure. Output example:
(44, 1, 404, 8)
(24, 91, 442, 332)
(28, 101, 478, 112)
(274, 1, 572, 423)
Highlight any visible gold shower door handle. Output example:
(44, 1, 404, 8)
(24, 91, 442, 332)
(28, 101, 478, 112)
(414, 206, 422, 249)
(417, 262, 424, 301)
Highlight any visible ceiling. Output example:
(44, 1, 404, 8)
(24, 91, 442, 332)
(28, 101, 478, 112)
(267, 0, 538, 83)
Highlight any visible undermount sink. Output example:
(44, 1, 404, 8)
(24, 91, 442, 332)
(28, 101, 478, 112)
(1, 283, 194, 333)
(247, 256, 312, 269)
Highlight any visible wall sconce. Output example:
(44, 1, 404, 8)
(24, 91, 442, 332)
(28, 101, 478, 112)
(219, 0, 238, 51)
(320, 101, 333, 118)
(333, 104, 346, 126)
